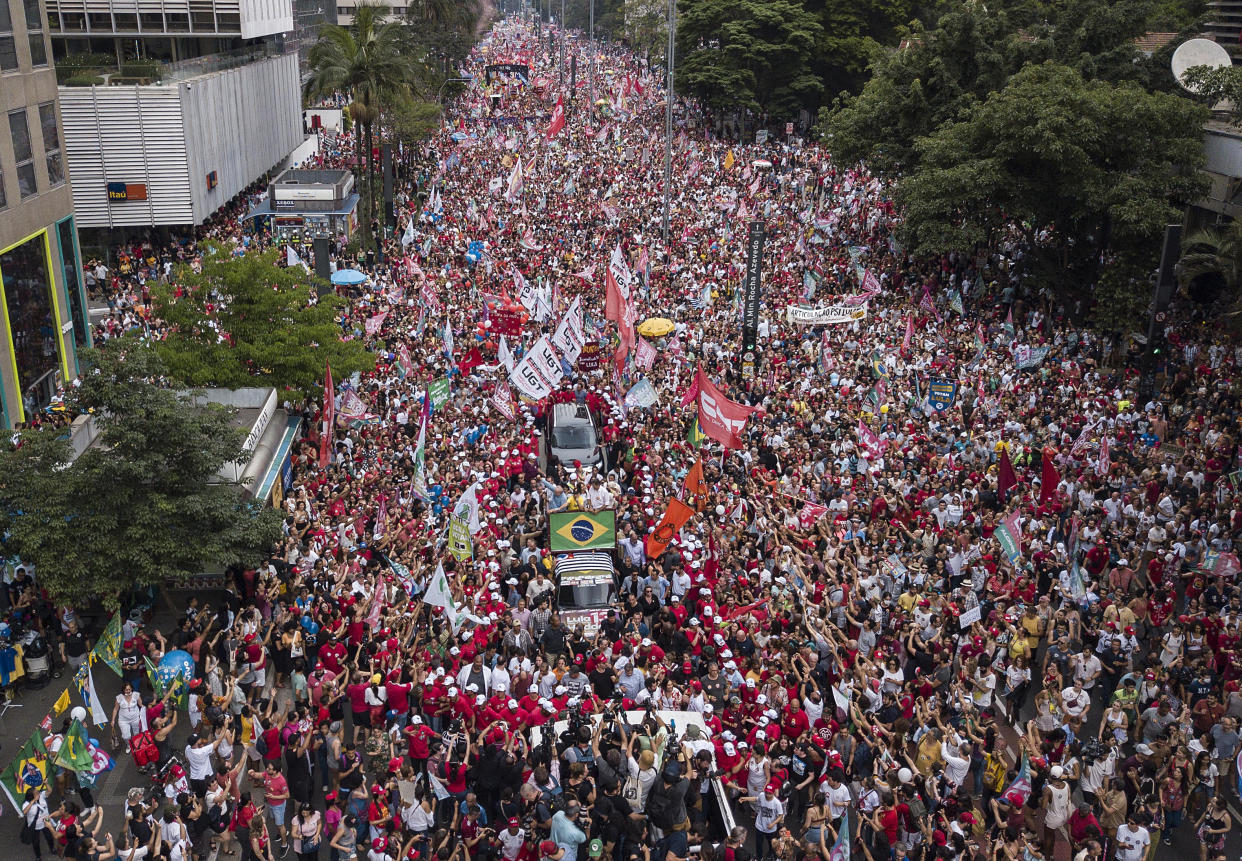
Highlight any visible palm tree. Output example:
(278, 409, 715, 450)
(1178, 220, 1242, 317)
(305, 3, 421, 245)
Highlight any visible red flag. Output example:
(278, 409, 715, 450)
(997, 445, 1018, 502)
(605, 266, 624, 322)
(695, 369, 757, 450)
(459, 346, 485, 373)
(614, 320, 634, 373)
(1039, 447, 1060, 505)
(798, 502, 829, 530)
(646, 497, 696, 558)
(678, 374, 700, 409)
(546, 96, 565, 139)
(319, 362, 335, 467)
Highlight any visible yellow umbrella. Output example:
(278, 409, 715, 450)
(637, 317, 675, 338)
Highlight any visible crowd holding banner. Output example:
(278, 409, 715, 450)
(9, 11, 1242, 861)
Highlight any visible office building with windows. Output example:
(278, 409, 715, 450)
(0, 0, 88, 429)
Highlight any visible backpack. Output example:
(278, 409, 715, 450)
(255, 733, 269, 757)
(644, 784, 674, 831)
(905, 791, 927, 824)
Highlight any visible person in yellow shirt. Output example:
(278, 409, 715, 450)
(914, 727, 945, 776)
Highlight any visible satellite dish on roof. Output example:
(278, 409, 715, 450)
(1171, 38, 1231, 93)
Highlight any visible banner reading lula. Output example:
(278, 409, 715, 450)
(786, 304, 868, 326)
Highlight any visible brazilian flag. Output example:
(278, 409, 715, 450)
(0, 729, 49, 809)
(687, 418, 706, 449)
(55, 720, 94, 773)
(550, 510, 617, 552)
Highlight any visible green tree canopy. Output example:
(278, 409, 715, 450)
(896, 62, 1206, 296)
(820, 0, 1199, 173)
(0, 341, 283, 609)
(675, 0, 825, 117)
(152, 244, 374, 399)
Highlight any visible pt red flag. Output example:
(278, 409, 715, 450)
(997, 445, 1018, 502)
(695, 369, 757, 449)
(1040, 447, 1060, 505)
(646, 497, 696, 558)
(319, 362, 335, 467)
(546, 96, 565, 139)
(459, 346, 485, 373)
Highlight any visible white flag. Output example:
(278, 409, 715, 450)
(454, 482, 482, 534)
(498, 335, 516, 372)
(401, 219, 415, 247)
(423, 563, 454, 610)
(287, 245, 308, 272)
(87, 664, 108, 726)
(505, 155, 524, 199)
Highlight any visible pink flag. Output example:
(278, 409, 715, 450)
(365, 311, 388, 336)
(635, 337, 657, 370)
(901, 314, 913, 354)
(857, 418, 883, 458)
(491, 378, 516, 421)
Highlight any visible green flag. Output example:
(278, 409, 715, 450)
(448, 515, 473, 562)
(95, 611, 123, 676)
(429, 377, 451, 409)
(55, 719, 94, 773)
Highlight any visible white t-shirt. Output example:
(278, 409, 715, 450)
(1114, 825, 1149, 861)
(498, 828, 525, 860)
(753, 795, 785, 834)
(185, 743, 215, 780)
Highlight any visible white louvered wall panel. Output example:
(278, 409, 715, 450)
(59, 51, 301, 227)
(60, 85, 194, 227)
(181, 51, 302, 223)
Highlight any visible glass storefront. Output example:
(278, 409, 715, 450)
(0, 232, 60, 415)
(57, 218, 88, 352)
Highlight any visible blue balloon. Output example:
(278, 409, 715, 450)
(158, 649, 195, 681)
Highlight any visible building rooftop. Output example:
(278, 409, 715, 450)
(1134, 32, 1178, 55)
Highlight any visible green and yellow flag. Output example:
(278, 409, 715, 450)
(687, 418, 706, 449)
(0, 729, 49, 810)
(95, 612, 123, 677)
(55, 720, 94, 773)
(550, 510, 616, 552)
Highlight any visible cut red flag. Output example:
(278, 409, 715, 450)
(695, 369, 757, 450)
(1039, 446, 1060, 505)
(646, 497, 696, 558)
(459, 346, 485, 373)
(319, 362, 335, 467)
(546, 95, 565, 139)
(997, 445, 1018, 502)
(678, 374, 700, 409)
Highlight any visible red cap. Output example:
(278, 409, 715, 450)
(540, 841, 559, 855)
(765, 783, 777, 793)
(509, 818, 521, 828)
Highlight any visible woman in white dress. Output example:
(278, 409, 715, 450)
(111, 681, 149, 744)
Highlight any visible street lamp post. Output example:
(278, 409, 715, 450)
(661, 0, 675, 246)
(437, 76, 473, 107)
(560, 0, 565, 84)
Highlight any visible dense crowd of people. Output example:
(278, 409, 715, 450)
(11, 14, 1242, 861)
